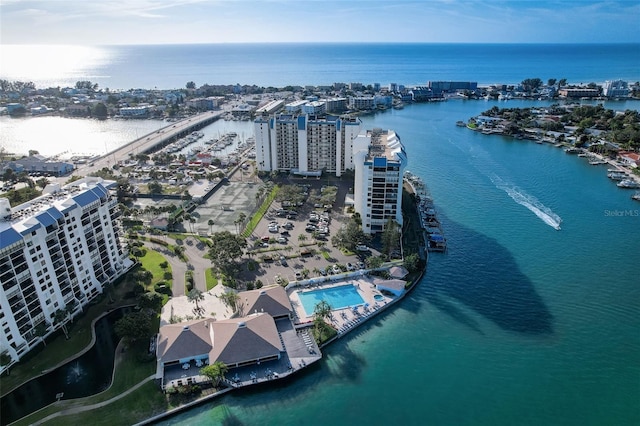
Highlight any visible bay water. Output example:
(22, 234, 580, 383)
(156, 99, 640, 426)
(1, 43, 638, 425)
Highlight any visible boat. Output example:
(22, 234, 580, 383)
(404, 170, 447, 253)
(456, 121, 466, 127)
(589, 159, 607, 165)
(608, 171, 628, 181)
(632, 192, 640, 201)
(564, 147, 581, 154)
(617, 179, 640, 189)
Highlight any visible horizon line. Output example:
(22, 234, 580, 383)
(2, 41, 640, 47)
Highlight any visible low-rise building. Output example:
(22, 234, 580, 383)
(1, 155, 74, 177)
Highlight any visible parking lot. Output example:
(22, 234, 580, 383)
(238, 176, 376, 287)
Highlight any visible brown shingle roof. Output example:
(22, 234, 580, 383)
(157, 319, 212, 363)
(209, 313, 283, 365)
(238, 285, 292, 318)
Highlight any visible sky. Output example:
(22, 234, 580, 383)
(0, 0, 639, 45)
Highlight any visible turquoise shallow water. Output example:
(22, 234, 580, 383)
(158, 99, 640, 426)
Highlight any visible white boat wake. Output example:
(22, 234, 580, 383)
(490, 174, 562, 230)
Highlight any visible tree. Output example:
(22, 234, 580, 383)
(36, 177, 49, 190)
(33, 323, 48, 346)
(187, 288, 204, 314)
(53, 309, 69, 339)
(186, 81, 196, 90)
(208, 219, 215, 234)
(381, 218, 400, 257)
(218, 289, 240, 313)
(137, 292, 163, 313)
(313, 300, 332, 337)
(93, 102, 108, 119)
(114, 311, 153, 345)
(208, 231, 247, 275)
(313, 300, 332, 322)
(521, 78, 542, 93)
(233, 212, 246, 235)
(404, 253, 421, 273)
(0, 350, 11, 367)
(366, 255, 385, 269)
(148, 180, 163, 194)
(200, 361, 228, 386)
(547, 78, 557, 87)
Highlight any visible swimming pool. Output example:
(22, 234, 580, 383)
(298, 284, 365, 316)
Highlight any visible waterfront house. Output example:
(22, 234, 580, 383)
(155, 313, 284, 389)
(237, 286, 293, 319)
(619, 151, 640, 167)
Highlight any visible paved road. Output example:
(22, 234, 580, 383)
(75, 110, 223, 176)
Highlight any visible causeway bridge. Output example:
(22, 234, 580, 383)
(76, 110, 224, 176)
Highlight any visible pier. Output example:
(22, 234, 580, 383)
(75, 110, 223, 175)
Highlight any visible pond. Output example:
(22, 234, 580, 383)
(0, 307, 131, 424)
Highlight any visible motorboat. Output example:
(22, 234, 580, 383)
(617, 179, 640, 189)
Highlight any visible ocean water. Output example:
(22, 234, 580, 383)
(1, 43, 639, 425)
(1, 43, 638, 90)
(157, 99, 640, 426)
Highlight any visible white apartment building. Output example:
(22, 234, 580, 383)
(0, 179, 132, 369)
(353, 129, 407, 234)
(602, 80, 630, 98)
(301, 101, 326, 115)
(254, 114, 362, 177)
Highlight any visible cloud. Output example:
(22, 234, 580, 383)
(1, 0, 638, 44)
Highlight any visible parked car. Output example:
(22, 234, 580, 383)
(332, 264, 341, 274)
(277, 236, 288, 244)
(261, 236, 270, 242)
(346, 262, 355, 271)
(355, 244, 369, 252)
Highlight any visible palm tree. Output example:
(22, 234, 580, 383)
(33, 323, 48, 346)
(53, 309, 69, 339)
(208, 219, 214, 234)
(298, 233, 307, 243)
(200, 361, 228, 387)
(313, 300, 332, 322)
(187, 288, 204, 314)
(313, 300, 333, 338)
(218, 289, 240, 313)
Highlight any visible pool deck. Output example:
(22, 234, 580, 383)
(288, 275, 398, 335)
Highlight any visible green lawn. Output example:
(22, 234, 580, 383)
(242, 185, 279, 237)
(205, 268, 218, 291)
(138, 250, 169, 286)
(39, 381, 168, 426)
